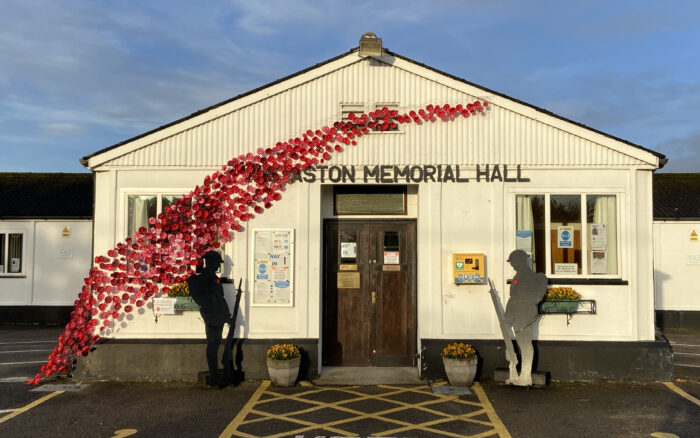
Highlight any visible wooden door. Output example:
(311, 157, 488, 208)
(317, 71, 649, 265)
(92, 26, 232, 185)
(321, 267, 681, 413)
(323, 220, 416, 366)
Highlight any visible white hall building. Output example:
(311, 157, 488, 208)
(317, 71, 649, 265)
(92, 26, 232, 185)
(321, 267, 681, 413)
(76, 36, 671, 382)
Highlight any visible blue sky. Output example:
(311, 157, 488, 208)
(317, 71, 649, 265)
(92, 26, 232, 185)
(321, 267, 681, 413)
(1, 0, 699, 173)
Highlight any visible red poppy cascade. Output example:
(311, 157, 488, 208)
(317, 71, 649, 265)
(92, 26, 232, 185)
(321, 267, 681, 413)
(29, 101, 489, 384)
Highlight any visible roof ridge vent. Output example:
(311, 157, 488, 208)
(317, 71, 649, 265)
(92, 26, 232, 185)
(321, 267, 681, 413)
(359, 32, 383, 57)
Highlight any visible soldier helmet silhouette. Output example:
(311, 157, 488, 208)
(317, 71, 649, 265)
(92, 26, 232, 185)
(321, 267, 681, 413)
(202, 250, 223, 266)
(506, 249, 529, 265)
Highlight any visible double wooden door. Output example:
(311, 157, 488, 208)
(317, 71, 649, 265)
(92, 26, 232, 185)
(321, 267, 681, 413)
(323, 220, 416, 366)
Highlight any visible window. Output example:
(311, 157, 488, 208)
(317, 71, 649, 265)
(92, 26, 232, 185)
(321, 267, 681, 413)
(0, 232, 24, 275)
(334, 186, 407, 215)
(515, 194, 618, 276)
(126, 194, 180, 238)
(340, 103, 401, 132)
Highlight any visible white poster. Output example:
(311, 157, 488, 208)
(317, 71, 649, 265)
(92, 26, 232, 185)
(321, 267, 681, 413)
(10, 258, 20, 273)
(516, 230, 532, 252)
(554, 263, 578, 275)
(153, 297, 176, 315)
(57, 248, 73, 259)
(557, 226, 574, 248)
(383, 251, 400, 264)
(591, 250, 607, 274)
(251, 229, 294, 306)
(590, 224, 607, 249)
(341, 242, 357, 259)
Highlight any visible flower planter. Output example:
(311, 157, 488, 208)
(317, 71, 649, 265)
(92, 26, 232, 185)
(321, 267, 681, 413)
(267, 356, 301, 387)
(442, 356, 477, 387)
(174, 296, 200, 311)
(540, 300, 579, 314)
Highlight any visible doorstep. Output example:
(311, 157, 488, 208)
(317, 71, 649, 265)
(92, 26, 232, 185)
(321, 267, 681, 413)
(311, 366, 425, 385)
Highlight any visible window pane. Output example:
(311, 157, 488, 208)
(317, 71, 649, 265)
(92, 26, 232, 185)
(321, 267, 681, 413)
(550, 195, 582, 274)
(8, 233, 22, 273)
(334, 186, 406, 215)
(0, 234, 5, 273)
(162, 195, 179, 212)
(516, 195, 545, 273)
(587, 195, 617, 274)
(127, 195, 157, 237)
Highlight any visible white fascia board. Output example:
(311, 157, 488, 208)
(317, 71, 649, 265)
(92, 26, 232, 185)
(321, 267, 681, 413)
(87, 53, 364, 170)
(388, 56, 660, 168)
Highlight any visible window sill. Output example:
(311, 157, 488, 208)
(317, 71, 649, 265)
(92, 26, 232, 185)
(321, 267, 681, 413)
(0, 275, 27, 279)
(507, 278, 628, 286)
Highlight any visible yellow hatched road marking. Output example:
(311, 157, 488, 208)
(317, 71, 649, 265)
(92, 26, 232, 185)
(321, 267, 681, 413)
(110, 429, 138, 438)
(663, 382, 700, 407)
(0, 391, 63, 425)
(473, 382, 512, 438)
(222, 381, 509, 438)
(219, 381, 271, 438)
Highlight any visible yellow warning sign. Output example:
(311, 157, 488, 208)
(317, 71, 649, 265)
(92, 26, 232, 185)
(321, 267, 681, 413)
(691, 230, 698, 241)
(62, 226, 70, 237)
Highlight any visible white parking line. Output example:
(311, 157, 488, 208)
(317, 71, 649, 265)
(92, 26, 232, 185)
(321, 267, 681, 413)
(0, 341, 56, 346)
(0, 350, 53, 354)
(0, 360, 45, 366)
(0, 409, 17, 414)
(0, 377, 31, 382)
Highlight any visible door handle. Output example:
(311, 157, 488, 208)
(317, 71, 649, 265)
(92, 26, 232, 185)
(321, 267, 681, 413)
(371, 291, 376, 304)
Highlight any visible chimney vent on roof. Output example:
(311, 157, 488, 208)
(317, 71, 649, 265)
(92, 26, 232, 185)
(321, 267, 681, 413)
(359, 32, 383, 57)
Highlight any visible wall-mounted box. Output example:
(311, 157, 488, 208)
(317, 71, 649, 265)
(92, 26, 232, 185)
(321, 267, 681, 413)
(453, 253, 485, 284)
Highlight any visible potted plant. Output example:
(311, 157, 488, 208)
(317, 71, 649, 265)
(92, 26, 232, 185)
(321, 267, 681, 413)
(442, 342, 478, 386)
(540, 287, 581, 314)
(167, 282, 200, 311)
(266, 343, 301, 387)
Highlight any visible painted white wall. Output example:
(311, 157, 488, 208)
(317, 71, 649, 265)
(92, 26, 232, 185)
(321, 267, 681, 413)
(0, 220, 92, 306)
(415, 167, 652, 342)
(83, 54, 661, 343)
(654, 221, 700, 311)
(92, 164, 656, 343)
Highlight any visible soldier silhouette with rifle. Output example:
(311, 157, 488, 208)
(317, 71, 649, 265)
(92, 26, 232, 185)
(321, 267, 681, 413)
(187, 251, 243, 388)
(488, 249, 547, 386)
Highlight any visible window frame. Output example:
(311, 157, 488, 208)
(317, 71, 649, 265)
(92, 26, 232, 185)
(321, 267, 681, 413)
(0, 230, 26, 277)
(510, 190, 623, 280)
(121, 190, 191, 241)
(120, 189, 228, 277)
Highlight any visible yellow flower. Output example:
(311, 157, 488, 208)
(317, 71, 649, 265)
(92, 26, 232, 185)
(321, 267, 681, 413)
(267, 343, 300, 360)
(442, 342, 476, 359)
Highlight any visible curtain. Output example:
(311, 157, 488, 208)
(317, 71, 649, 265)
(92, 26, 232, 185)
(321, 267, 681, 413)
(516, 195, 536, 270)
(593, 195, 617, 274)
(128, 195, 156, 238)
(8, 233, 22, 273)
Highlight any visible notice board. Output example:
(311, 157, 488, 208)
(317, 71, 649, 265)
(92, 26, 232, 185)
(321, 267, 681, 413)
(250, 229, 295, 306)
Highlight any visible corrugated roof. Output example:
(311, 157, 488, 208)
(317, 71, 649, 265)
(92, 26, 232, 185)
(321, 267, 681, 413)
(81, 47, 666, 167)
(0, 173, 93, 219)
(653, 173, 700, 220)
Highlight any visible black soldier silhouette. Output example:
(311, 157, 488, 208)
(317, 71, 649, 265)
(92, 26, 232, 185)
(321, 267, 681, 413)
(489, 249, 547, 386)
(187, 250, 231, 387)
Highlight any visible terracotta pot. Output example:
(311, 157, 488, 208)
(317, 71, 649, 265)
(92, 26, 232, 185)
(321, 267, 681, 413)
(267, 356, 301, 387)
(443, 355, 477, 386)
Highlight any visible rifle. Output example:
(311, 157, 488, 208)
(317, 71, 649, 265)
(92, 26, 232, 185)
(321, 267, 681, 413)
(222, 278, 243, 383)
(488, 278, 518, 382)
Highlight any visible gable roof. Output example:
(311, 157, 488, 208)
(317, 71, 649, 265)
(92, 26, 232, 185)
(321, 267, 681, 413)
(653, 173, 700, 220)
(81, 47, 666, 169)
(0, 173, 93, 219)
